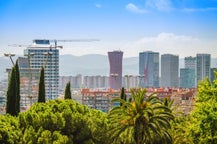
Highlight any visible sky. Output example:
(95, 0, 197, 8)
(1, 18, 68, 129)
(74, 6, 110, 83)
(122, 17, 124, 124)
(0, 0, 217, 58)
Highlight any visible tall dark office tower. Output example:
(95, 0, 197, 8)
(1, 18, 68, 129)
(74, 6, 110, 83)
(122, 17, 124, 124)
(139, 51, 159, 87)
(196, 54, 211, 86)
(161, 54, 179, 87)
(108, 51, 123, 90)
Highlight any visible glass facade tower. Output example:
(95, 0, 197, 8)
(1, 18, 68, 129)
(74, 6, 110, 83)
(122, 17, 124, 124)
(161, 54, 179, 87)
(196, 54, 211, 86)
(139, 51, 159, 87)
(180, 56, 196, 88)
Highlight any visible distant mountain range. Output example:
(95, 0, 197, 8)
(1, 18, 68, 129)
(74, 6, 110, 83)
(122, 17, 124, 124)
(59, 54, 138, 76)
(0, 54, 217, 80)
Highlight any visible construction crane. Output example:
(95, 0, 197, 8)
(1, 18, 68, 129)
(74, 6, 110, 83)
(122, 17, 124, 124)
(9, 38, 100, 49)
(50, 39, 100, 48)
(8, 38, 100, 102)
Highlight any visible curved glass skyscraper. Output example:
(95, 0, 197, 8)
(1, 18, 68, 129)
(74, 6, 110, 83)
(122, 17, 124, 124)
(139, 51, 159, 88)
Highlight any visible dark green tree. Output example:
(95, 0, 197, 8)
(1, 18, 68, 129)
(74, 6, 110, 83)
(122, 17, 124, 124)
(38, 66, 46, 102)
(6, 60, 20, 116)
(120, 87, 126, 106)
(64, 82, 72, 99)
(15, 60, 20, 114)
(6, 66, 17, 116)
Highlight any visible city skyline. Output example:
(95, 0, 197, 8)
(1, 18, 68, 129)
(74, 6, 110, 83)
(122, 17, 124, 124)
(0, 0, 217, 58)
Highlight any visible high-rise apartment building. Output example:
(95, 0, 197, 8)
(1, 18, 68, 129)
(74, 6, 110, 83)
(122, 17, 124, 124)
(161, 54, 179, 87)
(196, 54, 211, 86)
(24, 39, 59, 100)
(123, 75, 140, 89)
(108, 51, 123, 90)
(180, 56, 196, 88)
(83, 75, 109, 89)
(180, 68, 195, 88)
(59, 74, 82, 89)
(139, 51, 159, 87)
(185, 56, 196, 69)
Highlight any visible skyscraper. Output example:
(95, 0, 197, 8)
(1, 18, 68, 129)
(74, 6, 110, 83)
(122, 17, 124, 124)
(24, 39, 59, 100)
(180, 68, 195, 88)
(139, 51, 159, 87)
(108, 51, 123, 90)
(180, 56, 196, 88)
(161, 54, 179, 87)
(185, 56, 196, 69)
(196, 54, 211, 86)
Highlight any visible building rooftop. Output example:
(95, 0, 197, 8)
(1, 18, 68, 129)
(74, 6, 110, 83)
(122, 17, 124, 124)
(33, 39, 50, 45)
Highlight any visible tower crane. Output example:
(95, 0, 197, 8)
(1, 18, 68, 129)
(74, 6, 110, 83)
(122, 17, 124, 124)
(50, 39, 100, 48)
(8, 38, 100, 102)
(9, 38, 100, 49)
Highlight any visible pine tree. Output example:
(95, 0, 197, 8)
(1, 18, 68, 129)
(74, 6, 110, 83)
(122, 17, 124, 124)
(6, 66, 17, 116)
(64, 82, 72, 99)
(38, 66, 46, 102)
(15, 60, 20, 114)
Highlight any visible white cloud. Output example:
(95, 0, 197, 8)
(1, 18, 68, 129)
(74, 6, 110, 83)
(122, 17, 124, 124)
(126, 1, 217, 13)
(126, 3, 147, 14)
(121, 33, 217, 58)
(145, 0, 173, 11)
(95, 4, 102, 8)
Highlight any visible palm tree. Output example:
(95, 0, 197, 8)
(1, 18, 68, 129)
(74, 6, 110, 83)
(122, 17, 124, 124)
(108, 88, 174, 144)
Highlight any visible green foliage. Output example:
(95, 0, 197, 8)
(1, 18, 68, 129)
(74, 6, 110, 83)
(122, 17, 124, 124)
(169, 116, 193, 144)
(87, 109, 110, 143)
(64, 82, 72, 100)
(189, 73, 217, 143)
(0, 114, 21, 144)
(1, 99, 110, 143)
(108, 88, 174, 144)
(38, 67, 45, 102)
(18, 99, 109, 143)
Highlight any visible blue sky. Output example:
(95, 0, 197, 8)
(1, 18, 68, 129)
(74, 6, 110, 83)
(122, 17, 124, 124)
(0, 0, 217, 58)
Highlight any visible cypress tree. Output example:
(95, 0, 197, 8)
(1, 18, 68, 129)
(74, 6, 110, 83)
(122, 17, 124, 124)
(6, 66, 17, 116)
(120, 87, 126, 106)
(15, 60, 20, 114)
(64, 81, 72, 99)
(38, 66, 46, 102)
